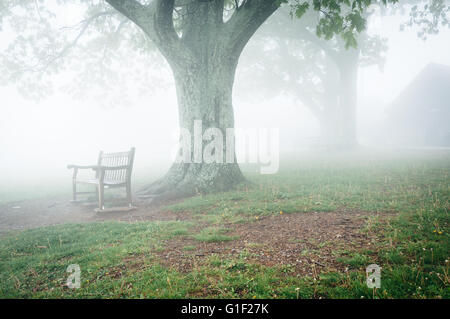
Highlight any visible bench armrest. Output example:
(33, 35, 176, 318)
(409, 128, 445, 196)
(67, 164, 99, 170)
(67, 165, 128, 171)
(93, 165, 129, 171)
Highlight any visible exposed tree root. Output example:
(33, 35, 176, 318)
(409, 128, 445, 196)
(137, 162, 247, 204)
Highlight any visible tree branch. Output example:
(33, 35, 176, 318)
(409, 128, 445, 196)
(214, 0, 225, 24)
(105, 0, 188, 65)
(154, 0, 179, 45)
(224, 0, 279, 57)
(39, 11, 115, 72)
(105, 0, 156, 38)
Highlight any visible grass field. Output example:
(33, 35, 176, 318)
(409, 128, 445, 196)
(0, 150, 449, 298)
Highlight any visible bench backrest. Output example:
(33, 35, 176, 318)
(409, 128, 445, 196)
(97, 147, 135, 183)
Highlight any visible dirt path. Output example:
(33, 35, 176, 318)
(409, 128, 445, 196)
(0, 196, 185, 235)
(153, 210, 392, 276)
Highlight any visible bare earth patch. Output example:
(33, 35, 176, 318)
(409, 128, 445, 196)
(0, 196, 393, 277)
(0, 196, 188, 235)
(153, 210, 393, 276)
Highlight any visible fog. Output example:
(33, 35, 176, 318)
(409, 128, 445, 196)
(1, 5, 449, 197)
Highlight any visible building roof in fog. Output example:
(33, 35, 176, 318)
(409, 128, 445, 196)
(389, 63, 450, 116)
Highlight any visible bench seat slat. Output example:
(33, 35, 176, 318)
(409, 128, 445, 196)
(76, 178, 127, 185)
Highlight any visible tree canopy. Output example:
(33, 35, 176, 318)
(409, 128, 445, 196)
(0, 0, 404, 102)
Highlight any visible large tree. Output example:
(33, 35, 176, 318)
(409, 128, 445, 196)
(104, 0, 283, 200)
(0, 0, 398, 201)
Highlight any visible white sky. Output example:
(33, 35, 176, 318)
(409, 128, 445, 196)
(361, 13, 450, 105)
(357, 12, 450, 143)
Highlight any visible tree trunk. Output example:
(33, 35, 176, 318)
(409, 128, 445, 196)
(105, 0, 280, 202)
(317, 109, 340, 149)
(138, 53, 246, 201)
(337, 49, 359, 150)
(315, 51, 359, 151)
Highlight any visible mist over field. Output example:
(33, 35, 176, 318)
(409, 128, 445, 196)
(0, 0, 449, 301)
(1, 7, 449, 198)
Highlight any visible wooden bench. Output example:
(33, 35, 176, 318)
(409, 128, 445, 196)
(67, 147, 135, 212)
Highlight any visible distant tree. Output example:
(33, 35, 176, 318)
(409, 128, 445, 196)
(239, 0, 448, 150)
(0, 0, 398, 200)
(238, 7, 387, 149)
(402, 0, 450, 38)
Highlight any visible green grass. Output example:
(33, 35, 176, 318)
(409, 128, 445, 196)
(166, 153, 449, 219)
(193, 227, 238, 243)
(0, 150, 449, 298)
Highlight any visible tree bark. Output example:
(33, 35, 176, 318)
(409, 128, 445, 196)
(138, 53, 246, 200)
(336, 48, 359, 150)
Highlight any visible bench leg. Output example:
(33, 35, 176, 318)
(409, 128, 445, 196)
(71, 168, 79, 202)
(126, 183, 132, 207)
(72, 181, 77, 201)
(98, 184, 105, 210)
